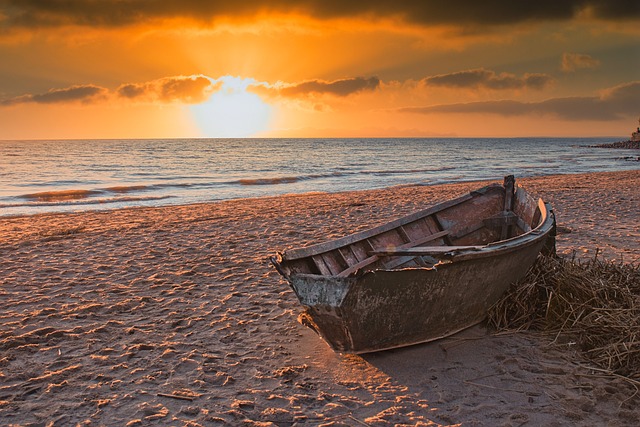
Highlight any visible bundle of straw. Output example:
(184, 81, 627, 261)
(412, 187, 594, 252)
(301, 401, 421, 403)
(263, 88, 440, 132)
(489, 253, 640, 380)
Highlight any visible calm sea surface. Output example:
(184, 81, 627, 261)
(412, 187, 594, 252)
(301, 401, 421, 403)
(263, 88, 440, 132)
(1, 138, 638, 217)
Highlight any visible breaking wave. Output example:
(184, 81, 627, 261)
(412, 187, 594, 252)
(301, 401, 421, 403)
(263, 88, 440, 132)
(103, 185, 151, 193)
(18, 185, 159, 203)
(21, 189, 104, 202)
(2, 195, 172, 209)
(239, 177, 301, 186)
(12, 185, 169, 208)
(236, 167, 455, 186)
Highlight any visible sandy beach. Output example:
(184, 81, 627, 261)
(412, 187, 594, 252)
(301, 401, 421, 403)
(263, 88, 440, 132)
(1, 170, 638, 426)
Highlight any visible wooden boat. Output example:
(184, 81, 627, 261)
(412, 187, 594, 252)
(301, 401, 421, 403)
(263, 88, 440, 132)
(270, 176, 556, 354)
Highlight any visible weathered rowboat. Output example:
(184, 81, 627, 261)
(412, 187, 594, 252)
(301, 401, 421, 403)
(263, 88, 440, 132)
(271, 176, 556, 354)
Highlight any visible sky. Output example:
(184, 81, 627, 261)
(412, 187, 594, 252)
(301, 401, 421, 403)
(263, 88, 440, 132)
(0, 0, 638, 139)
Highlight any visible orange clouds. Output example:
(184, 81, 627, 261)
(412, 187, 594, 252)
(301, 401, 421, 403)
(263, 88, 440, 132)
(398, 81, 640, 121)
(422, 69, 553, 90)
(0, 66, 637, 139)
(252, 77, 381, 98)
(1, 76, 218, 106)
(0, 85, 107, 106)
(1, 1, 637, 140)
(0, 75, 383, 107)
(117, 75, 218, 103)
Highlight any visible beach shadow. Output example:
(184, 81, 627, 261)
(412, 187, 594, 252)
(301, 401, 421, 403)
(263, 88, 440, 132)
(361, 325, 505, 390)
(291, 320, 632, 425)
(359, 325, 564, 424)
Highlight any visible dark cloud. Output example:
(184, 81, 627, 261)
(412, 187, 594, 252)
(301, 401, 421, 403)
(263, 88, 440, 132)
(117, 84, 146, 99)
(117, 76, 217, 103)
(1, 76, 216, 106)
(399, 81, 640, 121)
(585, 0, 640, 19)
(523, 74, 554, 90)
(0, 84, 107, 105)
(253, 76, 380, 98)
(0, 1, 637, 30)
(600, 81, 640, 112)
(423, 69, 553, 90)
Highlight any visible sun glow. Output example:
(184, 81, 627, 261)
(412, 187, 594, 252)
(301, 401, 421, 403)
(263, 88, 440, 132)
(190, 76, 272, 137)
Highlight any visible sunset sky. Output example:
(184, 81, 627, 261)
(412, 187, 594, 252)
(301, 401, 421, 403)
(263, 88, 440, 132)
(0, 1, 638, 139)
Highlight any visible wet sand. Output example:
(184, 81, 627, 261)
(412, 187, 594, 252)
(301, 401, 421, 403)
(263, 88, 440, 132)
(1, 170, 638, 426)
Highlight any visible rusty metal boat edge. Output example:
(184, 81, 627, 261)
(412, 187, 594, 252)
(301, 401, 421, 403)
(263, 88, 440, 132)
(271, 176, 556, 354)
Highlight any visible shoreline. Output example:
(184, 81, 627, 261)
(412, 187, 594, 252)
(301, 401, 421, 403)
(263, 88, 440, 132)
(3, 170, 639, 262)
(1, 169, 639, 426)
(0, 168, 636, 214)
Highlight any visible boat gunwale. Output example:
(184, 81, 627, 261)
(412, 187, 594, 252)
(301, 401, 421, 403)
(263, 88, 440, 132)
(370, 200, 553, 263)
(280, 183, 502, 261)
(279, 198, 554, 279)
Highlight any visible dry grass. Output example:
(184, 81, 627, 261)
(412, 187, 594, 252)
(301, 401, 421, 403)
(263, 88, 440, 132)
(488, 253, 640, 381)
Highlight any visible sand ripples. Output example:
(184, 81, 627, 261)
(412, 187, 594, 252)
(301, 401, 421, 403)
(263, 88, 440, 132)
(1, 170, 638, 426)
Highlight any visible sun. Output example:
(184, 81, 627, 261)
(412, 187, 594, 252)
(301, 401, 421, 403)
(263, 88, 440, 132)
(190, 76, 272, 138)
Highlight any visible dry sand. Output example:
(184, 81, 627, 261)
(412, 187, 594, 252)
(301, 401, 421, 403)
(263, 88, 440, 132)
(0, 170, 638, 426)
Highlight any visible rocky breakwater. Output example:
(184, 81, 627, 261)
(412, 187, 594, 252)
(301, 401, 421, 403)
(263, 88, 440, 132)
(589, 140, 640, 149)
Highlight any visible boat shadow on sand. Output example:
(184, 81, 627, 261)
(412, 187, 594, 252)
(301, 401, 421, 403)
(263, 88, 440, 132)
(358, 324, 633, 425)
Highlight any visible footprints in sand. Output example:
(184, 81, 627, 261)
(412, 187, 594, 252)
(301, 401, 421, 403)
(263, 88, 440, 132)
(1, 172, 639, 425)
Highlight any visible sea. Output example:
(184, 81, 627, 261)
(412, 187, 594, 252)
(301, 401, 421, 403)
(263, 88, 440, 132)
(1, 138, 638, 217)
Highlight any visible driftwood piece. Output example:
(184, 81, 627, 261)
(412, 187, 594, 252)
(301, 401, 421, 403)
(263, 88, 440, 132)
(157, 392, 195, 401)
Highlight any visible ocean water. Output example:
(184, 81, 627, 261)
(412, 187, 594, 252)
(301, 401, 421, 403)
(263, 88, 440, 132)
(1, 138, 638, 217)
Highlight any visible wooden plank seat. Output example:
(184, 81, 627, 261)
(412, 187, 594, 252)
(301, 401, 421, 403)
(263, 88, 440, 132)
(336, 229, 450, 277)
(370, 245, 484, 256)
(482, 211, 519, 229)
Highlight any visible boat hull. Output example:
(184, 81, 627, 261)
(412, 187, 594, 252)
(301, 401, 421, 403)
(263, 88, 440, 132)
(272, 177, 556, 353)
(289, 235, 547, 353)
